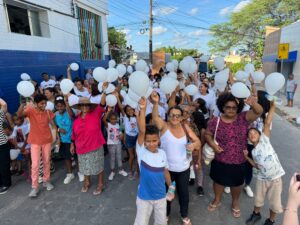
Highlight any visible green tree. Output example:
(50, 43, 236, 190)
(108, 27, 127, 63)
(208, 0, 300, 67)
(155, 46, 199, 61)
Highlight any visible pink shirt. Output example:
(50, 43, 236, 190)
(72, 105, 106, 154)
(208, 112, 250, 164)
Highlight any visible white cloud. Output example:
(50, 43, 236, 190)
(126, 34, 132, 41)
(154, 42, 162, 46)
(233, 0, 251, 12)
(153, 26, 167, 35)
(188, 8, 199, 16)
(188, 29, 211, 37)
(153, 6, 177, 16)
(119, 28, 130, 35)
(219, 6, 233, 16)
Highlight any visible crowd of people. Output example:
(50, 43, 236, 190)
(0, 62, 299, 225)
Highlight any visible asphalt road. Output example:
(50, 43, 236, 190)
(0, 114, 299, 225)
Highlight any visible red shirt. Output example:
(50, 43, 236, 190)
(24, 107, 54, 145)
(72, 105, 106, 154)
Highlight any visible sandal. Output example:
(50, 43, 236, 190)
(81, 183, 90, 193)
(207, 202, 221, 212)
(182, 217, 192, 225)
(232, 208, 241, 218)
(93, 186, 104, 196)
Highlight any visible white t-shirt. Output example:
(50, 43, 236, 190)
(107, 123, 121, 145)
(74, 87, 90, 97)
(40, 80, 56, 89)
(124, 116, 138, 136)
(90, 94, 102, 104)
(13, 122, 30, 148)
(286, 79, 297, 92)
(146, 101, 166, 120)
(252, 133, 285, 181)
(193, 92, 216, 111)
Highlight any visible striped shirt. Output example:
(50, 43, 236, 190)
(0, 109, 8, 145)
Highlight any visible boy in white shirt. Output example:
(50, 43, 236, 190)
(286, 73, 297, 107)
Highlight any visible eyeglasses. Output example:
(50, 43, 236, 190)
(224, 106, 238, 111)
(169, 114, 181, 119)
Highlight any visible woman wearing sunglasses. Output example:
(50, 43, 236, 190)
(151, 92, 201, 225)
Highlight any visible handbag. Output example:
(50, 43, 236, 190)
(203, 117, 220, 165)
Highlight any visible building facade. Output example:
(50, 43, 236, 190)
(0, 0, 109, 111)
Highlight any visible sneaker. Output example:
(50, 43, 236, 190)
(197, 186, 204, 196)
(244, 185, 254, 198)
(118, 170, 128, 177)
(224, 187, 231, 194)
(78, 172, 84, 182)
(108, 172, 115, 181)
(0, 187, 9, 195)
(43, 182, 54, 191)
(38, 176, 43, 184)
(28, 188, 39, 198)
(246, 212, 262, 225)
(263, 219, 275, 225)
(63, 173, 75, 184)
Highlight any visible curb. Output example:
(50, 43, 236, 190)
(276, 107, 300, 128)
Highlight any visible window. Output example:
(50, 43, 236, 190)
(77, 7, 103, 60)
(6, 4, 43, 37)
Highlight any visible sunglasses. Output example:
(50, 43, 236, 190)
(169, 114, 181, 119)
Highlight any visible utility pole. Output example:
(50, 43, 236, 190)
(149, 0, 153, 64)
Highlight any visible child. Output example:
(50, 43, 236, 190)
(244, 101, 285, 225)
(102, 107, 128, 181)
(117, 96, 139, 180)
(286, 73, 297, 107)
(12, 114, 30, 177)
(54, 95, 75, 184)
(134, 97, 171, 225)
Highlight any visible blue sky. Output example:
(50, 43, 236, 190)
(107, 0, 251, 54)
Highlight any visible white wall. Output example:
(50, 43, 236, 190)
(281, 20, 300, 104)
(0, 0, 109, 55)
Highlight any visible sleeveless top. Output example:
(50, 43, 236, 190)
(160, 129, 189, 172)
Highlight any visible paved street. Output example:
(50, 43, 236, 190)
(0, 113, 299, 225)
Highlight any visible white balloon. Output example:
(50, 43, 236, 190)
(145, 87, 153, 98)
(97, 82, 103, 93)
(172, 59, 178, 69)
(235, 70, 249, 81)
(265, 72, 285, 95)
(125, 94, 138, 109)
(166, 62, 175, 72)
(70, 63, 79, 71)
(93, 67, 107, 82)
(214, 57, 225, 70)
(17, 81, 34, 97)
(20, 73, 31, 81)
(296, 117, 300, 125)
(128, 89, 141, 102)
(160, 77, 179, 94)
(105, 83, 115, 94)
(188, 62, 198, 74)
(127, 65, 133, 74)
(46, 101, 54, 111)
(215, 69, 229, 92)
(231, 82, 251, 98)
(135, 60, 147, 72)
(116, 64, 127, 78)
(183, 56, 195, 64)
(10, 149, 20, 160)
(108, 59, 116, 68)
(244, 63, 255, 75)
(179, 60, 189, 74)
(68, 94, 79, 106)
(128, 71, 150, 97)
(106, 95, 117, 106)
(144, 66, 150, 74)
(168, 71, 177, 80)
(252, 71, 265, 83)
(200, 55, 210, 62)
(106, 68, 119, 82)
(60, 79, 74, 95)
(184, 84, 198, 96)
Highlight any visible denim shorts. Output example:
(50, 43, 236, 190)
(287, 92, 294, 100)
(125, 134, 137, 149)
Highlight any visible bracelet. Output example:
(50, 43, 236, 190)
(284, 208, 298, 213)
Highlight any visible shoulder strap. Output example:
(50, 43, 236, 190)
(181, 123, 192, 142)
(213, 117, 220, 141)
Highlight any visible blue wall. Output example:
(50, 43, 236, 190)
(0, 49, 109, 112)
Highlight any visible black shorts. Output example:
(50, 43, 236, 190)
(59, 143, 72, 160)
(210, 159, 246, 187)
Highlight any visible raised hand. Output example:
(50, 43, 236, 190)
(138, 97, 147, 109)
(150, 91, 159, 104)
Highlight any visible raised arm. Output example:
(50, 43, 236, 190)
(184, 124, 201, 151)
(67, 65, 72, 80)
(100, 82, 108, 106)
(168, 86, 180, 108)
(102, 107, 112, 128)
(151, 92, 167, 131)
(0, 98, 8, 113)
(245, 95, 263, 123)
(64, 95, 74, 119)
(263, 101, 275, 137)
(137, 97, 147, 146)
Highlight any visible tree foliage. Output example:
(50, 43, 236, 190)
(155, 46, 199, 61)
(108, 27, 127, 63)
(208, 0, 300, 66)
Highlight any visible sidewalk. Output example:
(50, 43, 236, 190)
(276, 93, 300, 127)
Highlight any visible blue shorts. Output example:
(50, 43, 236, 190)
(17, 153, 24, 161)
(287, 92, 294, 100)
(125, 134, 137, 149)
